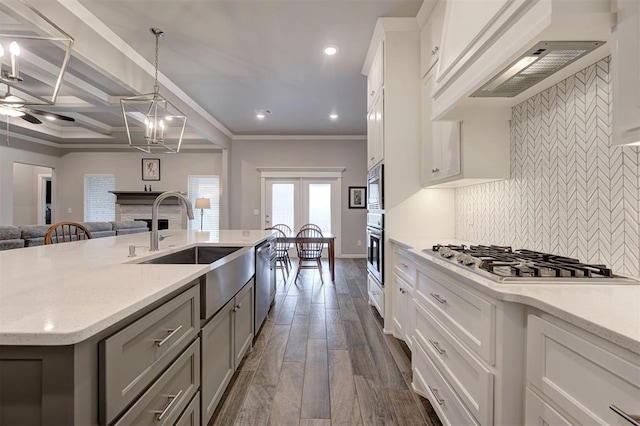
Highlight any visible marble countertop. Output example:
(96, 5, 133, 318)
(0, 230, 274, 346)
(390, 236, 640, 355)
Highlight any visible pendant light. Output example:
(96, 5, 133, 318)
(121, 28, 187, 153)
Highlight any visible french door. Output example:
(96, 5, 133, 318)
(264, 177, 341, 256)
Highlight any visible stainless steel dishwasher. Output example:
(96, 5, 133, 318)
(255, 238, 276, 333)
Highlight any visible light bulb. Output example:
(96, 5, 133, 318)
(9, 41, 20, 56)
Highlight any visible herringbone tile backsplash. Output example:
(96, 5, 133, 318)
(455, 58, 640, 277)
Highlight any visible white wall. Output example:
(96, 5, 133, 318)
(229, 138, 367, 256)
(56, 151, 224, 225)
(0, 145, 59, 225)
(12, 163, 52, 225)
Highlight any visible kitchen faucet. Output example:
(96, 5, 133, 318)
(150, 191, 194, 251)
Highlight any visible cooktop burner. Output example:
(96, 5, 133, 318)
(424, 244, 638, 284)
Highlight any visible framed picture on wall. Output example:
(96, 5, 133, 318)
(142, 158, 160, 181)
(348, 186, 366, 209)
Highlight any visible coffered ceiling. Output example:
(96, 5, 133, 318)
(0, 0, 423, 151)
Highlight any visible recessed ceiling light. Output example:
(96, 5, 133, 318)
(329, 114, 338, 120)
(324, 46, 338, 56)
(255, 109, 271, 120)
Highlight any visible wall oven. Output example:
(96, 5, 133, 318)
(367, 164, 384, 211)
(366, 212, 384, 285)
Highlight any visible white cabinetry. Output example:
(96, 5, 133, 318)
(411, 257, 526, 426)
(419, 0, 445, 78)
(367, 42, 384, 111)
(421, 70, 510, 188)
(390, 245, 417, 349)
(367, 272, 384, 318)
(612, 0, 640, 146)
(526, 314, 640, 425)
(367, 94, 384, 170)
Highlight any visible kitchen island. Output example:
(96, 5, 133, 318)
(0, 229, 274, 425)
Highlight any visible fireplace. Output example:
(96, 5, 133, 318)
(110, 191, 185, 230)
(136, 218, 169, 231)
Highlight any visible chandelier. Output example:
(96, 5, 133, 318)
(0, 0, 74, 106)
(121, 28, 187, 153)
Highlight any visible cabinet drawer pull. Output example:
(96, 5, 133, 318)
(400, 262, 408, 269)
(431, 168, 440, 173)
(154, 325, 183, 347)
(236, 303, 242, 310)
(431, 46, 439, 55)
(429, 293, 447, 304)
(427, 385, 444, 405)
(610, 404, 640, 425)
(370, 156, 375, 161)
(429, 339, 446, 355)
(153, 389, 183, 421)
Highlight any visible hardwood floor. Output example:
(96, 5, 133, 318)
(208, 258, 442, 426)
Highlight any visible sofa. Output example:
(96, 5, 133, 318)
(0, 221, 149, 250)
(0, 226, 25, 250)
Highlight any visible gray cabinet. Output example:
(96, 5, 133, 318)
(100, 286, 200, 425)
(201, 280, 254, 425)
(234, 281, 254, 366)
(175, 392, 201, 426)
(200, 298, 234, 424)
(114, 339, 200, 426)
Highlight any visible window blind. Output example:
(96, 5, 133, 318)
(84, 174, 116, 221)
(187, 175, 220, 233)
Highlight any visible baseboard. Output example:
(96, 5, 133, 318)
(339, 254, 367, 259)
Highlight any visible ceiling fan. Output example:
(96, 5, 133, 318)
(0, 86, 75, 124)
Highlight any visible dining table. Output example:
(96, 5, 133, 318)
(276, 232, 336, 282)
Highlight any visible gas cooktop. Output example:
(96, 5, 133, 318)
(421, 244, 639, 284)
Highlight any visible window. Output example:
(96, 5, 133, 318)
(84, 174, 116, 221)
(188, 175, 220, 233)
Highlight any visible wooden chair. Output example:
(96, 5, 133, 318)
(265, 227, 290, 281)
(294, 227, 324, 283)
(44, 222, 93, 245)
(299, 223, 322, 234)
(272, 223, 293, 267)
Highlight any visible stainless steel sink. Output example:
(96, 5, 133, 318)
(141, 246, 255, 320)
(140, 246, 242, 264)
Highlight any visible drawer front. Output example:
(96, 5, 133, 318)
(102, 285, 200, 424)
(412, 340, 479, 426)
(175, 392, 201, 426)
(394, 247, 416, 285)
(416, 265, 495, 364)
(525, 387, 572, 426)
(115, 339, 201, 426)
(414, 300, 494, 426)
(368, 273, 384, 318)
(527, 315, 640, 425)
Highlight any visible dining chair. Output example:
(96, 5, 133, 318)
(294, 227, 324, 283)
(272, 223, 293, 267)
(265, 227, 290, 281)
(44, 222, 93, 245)
(299, 223, 322, 234)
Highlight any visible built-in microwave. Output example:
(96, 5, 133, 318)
(367, 164, 383, 211)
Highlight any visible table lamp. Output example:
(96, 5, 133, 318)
(194, 198, 210, 231)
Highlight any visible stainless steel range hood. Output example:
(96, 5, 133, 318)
(471, 41, 605, 98)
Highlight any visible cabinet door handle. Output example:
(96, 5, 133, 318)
(431, 46, 439, 55)
(429, 338, 446, 355)
(370, 156, 375, 161)
(429, 293, 447, 304)
(236, 303, 242, 310)
(153, 389, 183, 421)
(427, 385, 444, 405)
(431, 168, 440, 173)
(610, 404, 640, 425)
(401, 263, 408, 269)
(154, 325, 183, 347)
(371, 90, 375, 97)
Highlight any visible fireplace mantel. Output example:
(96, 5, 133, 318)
(110, 191, 185, 205)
